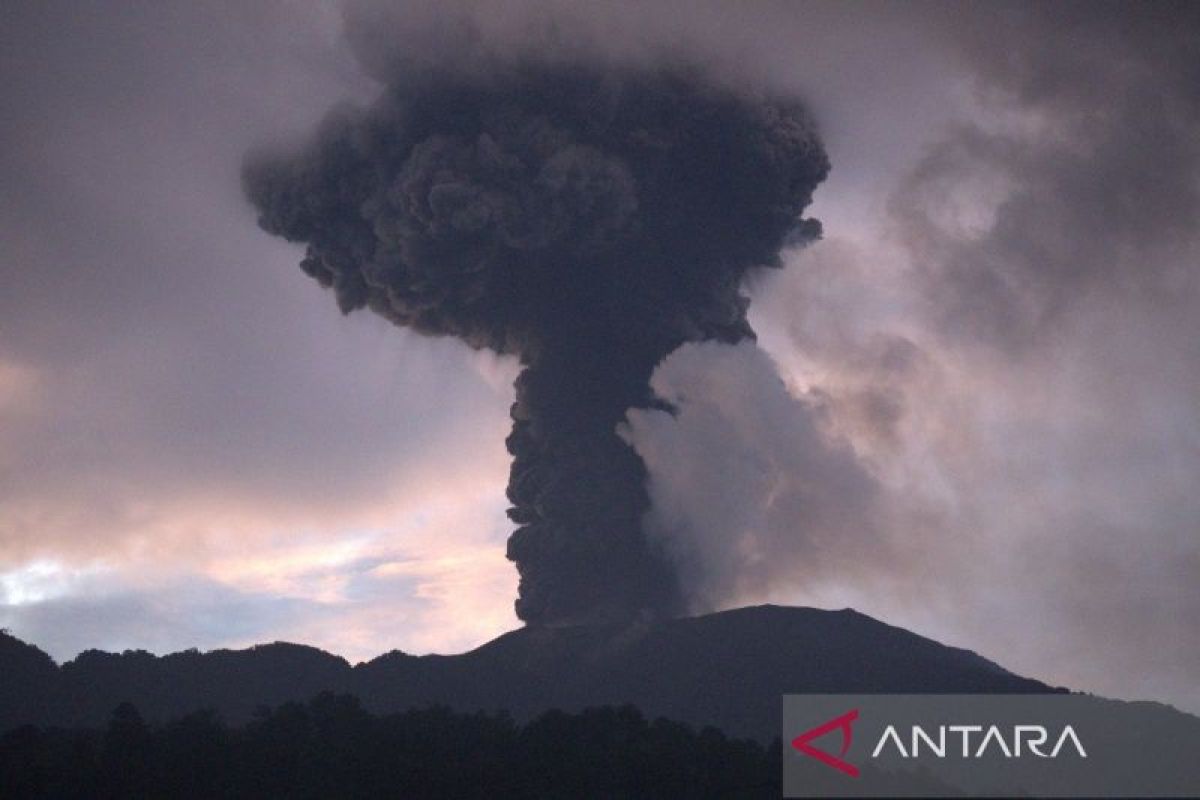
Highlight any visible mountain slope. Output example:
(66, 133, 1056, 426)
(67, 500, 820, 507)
(0, 606, 1055, 738)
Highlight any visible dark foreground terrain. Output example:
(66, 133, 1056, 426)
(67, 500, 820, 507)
(0, 605, 1053, 740)
(5, 605, 1200, 797)
(1, 699, 780, 799)
(3, 695, 978, 799)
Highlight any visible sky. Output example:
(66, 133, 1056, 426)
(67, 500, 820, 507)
(2, 1, 1198, 713)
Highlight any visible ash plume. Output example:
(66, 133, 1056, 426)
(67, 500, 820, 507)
(243, 60, 828, 626)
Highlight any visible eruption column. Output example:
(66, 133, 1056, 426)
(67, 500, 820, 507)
(244, 63, 828, 625)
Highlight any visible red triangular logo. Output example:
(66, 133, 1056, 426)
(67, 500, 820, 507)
(791, 708, 860, 778)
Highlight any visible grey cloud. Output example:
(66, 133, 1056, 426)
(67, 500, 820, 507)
(719, 2, 1200, 714)
(899, 1, 1200, 350)
(886, 8, 1200, 713)
(0, 1, 514, 564)
(622, 342, 890, 613)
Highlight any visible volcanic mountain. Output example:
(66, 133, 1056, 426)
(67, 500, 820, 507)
(1, 605, 1055, 739)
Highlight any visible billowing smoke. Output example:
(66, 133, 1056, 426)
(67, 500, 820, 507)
(243, 60, 828, 626)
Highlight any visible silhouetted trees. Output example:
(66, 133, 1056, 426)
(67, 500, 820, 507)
(0, 695, 781, 798)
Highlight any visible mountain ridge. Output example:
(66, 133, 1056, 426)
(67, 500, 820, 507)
(2, 604, 1063, 739)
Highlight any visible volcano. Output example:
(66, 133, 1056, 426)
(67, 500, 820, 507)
(1, 605, 1055, 739)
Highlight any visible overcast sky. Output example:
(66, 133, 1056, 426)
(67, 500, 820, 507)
(2, 1, 1197, 714)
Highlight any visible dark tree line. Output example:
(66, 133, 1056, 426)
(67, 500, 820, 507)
(1, 695, 781, 798)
